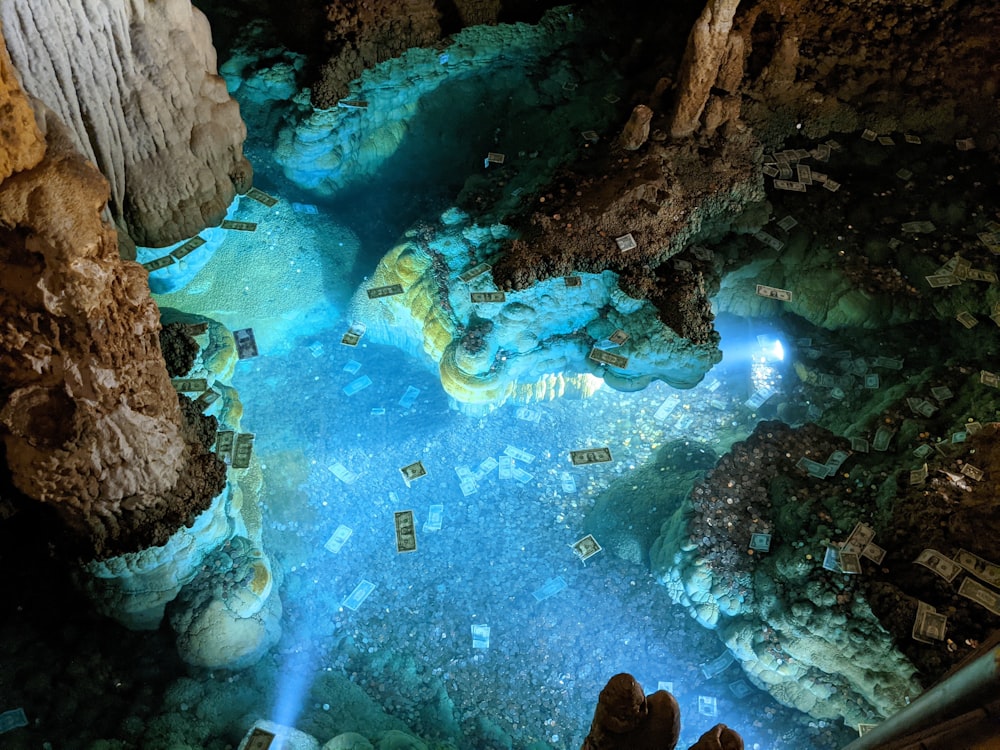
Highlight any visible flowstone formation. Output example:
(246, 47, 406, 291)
(349, 208, 721, 411)
(650, 422, 921, 729)
(0, 0, 252, 248)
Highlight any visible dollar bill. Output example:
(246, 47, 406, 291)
(925, 273, 960, 288)
(570, 447, 613, 465)
(845, 522, 876, 552)
(194, 389, 220, 411)
(221, 220, 257, 232)
(470, 291, 506, 303)
(458, 263, 492, 282)
(756, 284, 793, 301)
(796, 164, 813, 184)
(953, 549, 1000, 587)
(912, 602, 946, 644)
(245, 728, 276, 750)
(958, 576, 1000, 615)
(246, 187, 278, 207)
(978, 232, 1000, 253)
(701, 650, 735, 678)
(341, 332, 361, 346)
(762, 164, 779, 177)
(486, 151, 505, 164)
(571, 534, 602, 562)
(777, 165, 794, 179)
(498, 454, 513, 480)
(231, 432, 255, 469)
(877, 135, 895, 146)
(172, 377, 208, 393)
(729, 680, 753, 699)
(233, 328, 259, 359)
(399, 386, 420, 408)
(512, 467, 534, 483)
(471, 623, 491, 648)
(840, 552, 862, 574)
(930, 385, 953, 401)
(749, 532, 771, 552)
(960, 463, 984, 481)
(424, 504, 444, 532)
(329, 461, 359, 484)
(822, 547, 840, 571)
(872, 425, 895, 451)
(777, 215, 798, 232)
(291, 202, 319, 214)
(343, 360, 361, 374)
(343, 375, 372, 396)
(823, 179, 841, 192)
(615, 233, 637, 251)
(902, 220, 936, 233)
(862, 542, 886, 565)
(338, 99, 369, 109)
(324, 525, 353, 554)
(873, 356, 903, 370)
(0, 708, 28, 734)
(581, 129, 599, 142)
(560, 471, 577, 493)
(909, 463, 928, 485)
(564, 275, 582, 287)
(914, 549, 962, 582)
(367, 283, 404, 299)
(588, 347, 629, 368)
(861, 129, 878, 142)
(394, 510, 417, 553)
(214, 430, 234, 461)
(504, 445, 535, 463)
(851, 437, 869, 452)
(967, 421, 984, 434)
(171, 236, 206, 260)
(981, 370, 1000, 388)
(773, 179, 806, 192)
(532, 576, 568, 602)
(400, 460, 427, 483)
(698, 696, 718, 718)
(904, 133, 922, 144)
(142, 255, 176, 271)
(864, 373, 880, 389)
(342, 579, 376, 610)
(608, 329, 630, 345)
(956, 311, 978, 329)
(955, 137, 976, 151)
(753, 230, 785, 251)
(896, 168, 913, 181)
(967, 268, 999, 283)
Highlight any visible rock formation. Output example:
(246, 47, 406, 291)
(0, 0, 252, 248)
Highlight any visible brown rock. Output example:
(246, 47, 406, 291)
(582, 673, 681, 750)
(619, 104, 655, 151)
(0, 26, 44, 180)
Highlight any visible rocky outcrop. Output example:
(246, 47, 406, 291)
(0, 34, 225, 558)
(0, 0, 252, 248)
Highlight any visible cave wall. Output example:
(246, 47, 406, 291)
(0, 0, 253, 249)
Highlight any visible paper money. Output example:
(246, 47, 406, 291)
(233, 328, 259, 359)
(171, 236, 206, 260)
(925, 273, 960, 288)
(504, 445, 535, 463)
(845, 522, 876, 552)
(515, 406, 542, 423)
(979, 232, 1000, 253)
(231, 432, 255, 469)
(862, 543, 886, 565)
(958, 576, 1000, 615)
(956, 311, 978, 329)
(341, 321, 366, 346)
(796, 164, 813, 184)
(956, 137, 976, 151)
(749, 532, 771, 552)
(399, 386, 420, 408)
(967, 421, 984, 434)
(471, 623, 491, 648)
(371, 407, 386, 415)
(861, 129, 878, 142)
(342, 579, 376, 610)
(571, 534, 602, 562)
(0, 708, 28, 734)
(486, 152, 505, 164)
(877, 135, 895, 146)
(560, 471, 577, 493)
(961, 463, 984, 481)
(324, 525, 353, 554)
(912, 602, 947, 643)
(532, 576, 568, 602)
(822, 547, 840, 571)
(246, 187, 278, 207)
(873, 425, 895, 451)
(756, 284, 793, 301)
(172, 377, 208, 393)
(142, 255, 176, 271)
(470, 291, 506, 303)
(773, 179, 806, 192)
(954, 549, 1000, 587)
(851, 437, 869, 453)
(343, 360, 361, 374)
(823, 179, 841, 192)
(214, 430, 234, 461)
(329, 461, 359, 484)
(338, 99, 369, 109)
(902, 220, 936, 233)
(701, 651, 735, 678)
(245, 728, 276, 750)
(654, 394, 681, 421)
(753, 230, 785, 251)
(400, 460, 427, 483)
(896, 168, 913, 181)
(778, 165, 793, 179)
(581, 129, 599, 142)
(570, 447, 613, 465)
(367, 283, 404, 299)
(729, 680, 753, 699)
(914, 549, 962, 582)
(981, 370, 1000, 388)
(762, 164, 779, 178)
(904, 133, 922, 144)
(930, 385, 953, 401)
(458, 263, 492, 282)
(609, 329, 630, 345)
(476, 456, 498, 479)
(777, 215, 798, 232)
(194, 389, 220, 411)
(221, 220, 257, 232)
(840, 552, 862, 574)
(291, 202, 319, 214)
(424, 504, 444, 532)
(512, 467, 534, 484)
(698, 696, 718, 718)
(615, 233, 637, 251)
(394, 510, 417, 553)
(909, 463, 928, 485)
(343, 375, 372, 396)
(874, 356, 903, 370)
(564, 275, 582, 287)
(498, 454, 513, 480)
(588, 347, 629, 368)
(863, 373, 880, 389)
(603, 93, 620, 103)
(967, 269, 998, 283)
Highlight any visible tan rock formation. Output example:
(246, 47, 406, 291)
(0, 0, 252, 248)
(618, 104, 654, 151)
(0, 33, 224, 558)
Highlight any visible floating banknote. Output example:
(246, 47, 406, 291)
(912, 601, 946, 644)
(956, 311, 978, 329)
(400, 460, 427, 483)
(399, 386, 420, 408)
(329, 461, 359, 484)
(846, 522, 876, 551)
(904, 133, 922, 144)
(753, 230, 785, 251)
(458, 263, 492, 282)
(342, 579, 376, 610)
(340, 321, 366, 347)
(560, 472, 577, 493)
(246, 187, 278, 207)
(341, 332, 361, 346)
(980, 370, 1000, 388)
(366, 283, 404, 299)
(698, 696, 718, 718)
(512, 467, 534, 484)
(564, 275, 582, 287)
(877, 135, 895, 146)
(581, 129, 598, 142)
(459, 476, 478, 496)
(505, 445, 535, 463)
(967, 421, 983, 434)
(343, 375, 372, 396)
(961, 463, 983, 481)
(840, 552, 862, 574)
(588, 347, 629, 368)
(956, 137, 976, 151)
(0, 708, 28, 734)
(773, 179, 806, 192)
(822, 547, 840, 571)
(902, 220, 936, 233)
(762, 164, 779, 178)
(958, 577, 1000, 615)
(925, 273, 960, 288)
(796, 164, 813, 184)
(777, 215, 798, 232)
(914, 549, 962, 582)
(221, 220, 257, 232)
(701, 651, 735, 678)
(570, 447, 613, 465)
(909, 463, 929, 485)
(515, 406, 542, 423)
(571, 534, 602, 562)
(394, 510, 417, 553)
(339, 99, 369, 109)
(245, 728, 276, 750)
(823, 179, 841, 192)
(142, 255, 175, 271)
(896, 168, 913, 181)
(291, 202, 319, 214)
(777, 165, 793, 179)
(746, 386, 776, 410)
(755, 284, 793, 301)
(615, 233, 637, 251)
(954, 549, 1000, 587)
(916, 400, 937, 418)
(215, 430, 234, 461)
(863, 373, 880, 389)
(861, 129, 877, 142)
(862, 542, 886, 565)
(172, 377, 208, 393)
(470, 291, 506, 303)
(371, 406, 386, 415)
(609, 329, 630, 345)
(872, 425, 895, 451)
(498, 455, 513, 480)
(729, 680, 753, 699)
(851, 437, 869, 453)
(231, 432, 255, 469)
(195, 389, 220, 411)
(653, 394, 681, 421)
(487, 152, 505, 164)
(873, 355, 903, 370)
(796, 456, 830, 479)
(343, 360, 361, 374)
(532, 576, 568, 602)
(233, 328, 259, 359)
(749, 533, 771, 552)
(424, 504, 444, 532)
(476, 456, 498, 478)
(930, 385, 953, 401)
(171, 236, 206, 260)
(324, 525, 353, 554)
(471, 623, 491, 648)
